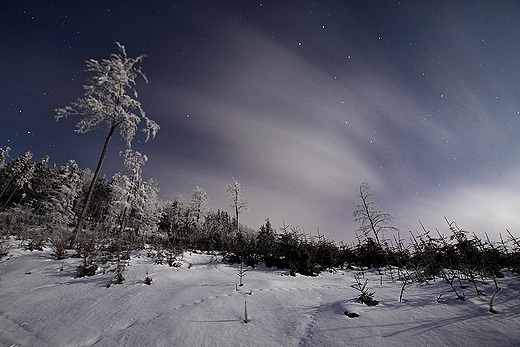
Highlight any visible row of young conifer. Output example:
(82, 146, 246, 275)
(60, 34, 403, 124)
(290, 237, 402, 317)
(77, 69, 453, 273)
(1, 147, 519, 285)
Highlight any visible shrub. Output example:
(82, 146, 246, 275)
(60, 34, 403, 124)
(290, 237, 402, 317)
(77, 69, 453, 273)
(351, 272, 378, 306)
(76, 263, 98, 278)
(144, 272, 152, 285)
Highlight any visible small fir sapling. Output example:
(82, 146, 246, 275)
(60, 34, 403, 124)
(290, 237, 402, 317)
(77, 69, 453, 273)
(76, 262, 98, 278)
(167, 248, 183, 267)
(351, 272, 378, 306)
(108, 261, 126, 287)
(238, 261, 248, 286)
(76, 240, 98, 277)
(75, 240, 98, 278)
(114, 263, 125, 284)
(52, 246, 68, 261)
(243, 301, 250, 323)
(148, 246, 165, 265)
(144, 271, 152, 285)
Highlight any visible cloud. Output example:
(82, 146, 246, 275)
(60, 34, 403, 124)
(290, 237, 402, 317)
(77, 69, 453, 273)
(142, 9, 520, 244)
(393, 167, 520, 242)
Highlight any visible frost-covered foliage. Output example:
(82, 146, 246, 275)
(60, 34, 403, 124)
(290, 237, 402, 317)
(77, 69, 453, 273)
(1, 151, 520, 287)
(0, 148, 162, 279)
(188, 186, 208, 228)
(55, 42, 160, 247)
(0, 151, 35, 209)
(55, 42, 159, 145)
(0, 146, 10, 168)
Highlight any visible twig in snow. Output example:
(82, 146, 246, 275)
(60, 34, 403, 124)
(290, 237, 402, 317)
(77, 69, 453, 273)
(489, 287, 502, 314)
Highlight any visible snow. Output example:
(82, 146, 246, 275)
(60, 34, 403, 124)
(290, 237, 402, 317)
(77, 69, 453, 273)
(1, 242, 519, 347)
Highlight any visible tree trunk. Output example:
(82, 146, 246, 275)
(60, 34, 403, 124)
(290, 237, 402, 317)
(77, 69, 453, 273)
(235, 204, 239, 233)
(2, 182, 20, 210)
(0, 178, 13, 201)
(69, 125, 116, 248)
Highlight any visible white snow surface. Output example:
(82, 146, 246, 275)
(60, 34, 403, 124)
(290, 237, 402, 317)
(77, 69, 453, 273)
(1, 242, 519, 347)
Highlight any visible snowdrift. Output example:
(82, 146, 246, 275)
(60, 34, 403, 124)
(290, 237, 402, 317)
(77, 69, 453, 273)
(1, 243, 519, 347)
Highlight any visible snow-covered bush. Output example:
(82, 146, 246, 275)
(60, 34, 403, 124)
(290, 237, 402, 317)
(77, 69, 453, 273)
(144, 272, 152, 285)
(76, 263, 98, 278)
(75, 240, 98, 277)
(0, 235, 9, 260)
(110, 261, 126, 285)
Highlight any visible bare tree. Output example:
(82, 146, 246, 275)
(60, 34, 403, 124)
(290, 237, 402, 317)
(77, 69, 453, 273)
(226, 177, 249, 234)
(56, 42, 159, 247)
(353, 182, 397, 246)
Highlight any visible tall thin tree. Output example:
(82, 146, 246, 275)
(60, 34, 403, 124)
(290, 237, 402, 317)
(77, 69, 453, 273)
(226, 177, 249, 234)
(353, 182, 397, 246)
(56, 42, 159, 247)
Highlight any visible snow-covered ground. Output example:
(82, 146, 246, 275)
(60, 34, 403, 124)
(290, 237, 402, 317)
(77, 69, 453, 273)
(1, 242, 519, 347)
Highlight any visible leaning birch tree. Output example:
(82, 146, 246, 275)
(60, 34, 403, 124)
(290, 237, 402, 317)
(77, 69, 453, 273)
(56, 42, 159, 247)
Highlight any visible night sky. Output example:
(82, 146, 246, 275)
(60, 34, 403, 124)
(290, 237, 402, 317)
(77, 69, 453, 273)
(2, 1, 520, 243)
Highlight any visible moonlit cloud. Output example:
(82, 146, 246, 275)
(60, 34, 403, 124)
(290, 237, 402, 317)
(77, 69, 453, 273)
(394, 166, 520, 241)
(2, 1, 520, 243)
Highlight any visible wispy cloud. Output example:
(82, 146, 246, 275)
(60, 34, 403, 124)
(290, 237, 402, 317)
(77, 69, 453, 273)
(140, 4, 520, 242)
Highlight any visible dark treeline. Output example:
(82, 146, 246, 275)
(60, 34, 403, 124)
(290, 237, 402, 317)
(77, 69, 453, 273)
(1, 147, 520, 286)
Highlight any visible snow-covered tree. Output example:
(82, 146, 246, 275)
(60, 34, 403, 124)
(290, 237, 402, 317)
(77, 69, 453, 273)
(0, 146, 10, 168)
(202, 209, 233, 251)
(52, 160, 84, 226)
(0, 151, 35, 209)
(121, 149, 147, 182)
(257, 218, 277, 266)
(55, 42, 160, 246)
(43, 160, 87, 257)
(115, 149, 148, 235)
(158, 195, 190, 247)
(167, 195, 188, 233)
(134, 178, 161, 236)
(186, 187, 208, 248)
(29, 156, 56, 212)
(188, 186, 208, 228)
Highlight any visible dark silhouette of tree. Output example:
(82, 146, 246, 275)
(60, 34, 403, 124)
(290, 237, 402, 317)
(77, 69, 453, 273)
(353, 182, 397, 246)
